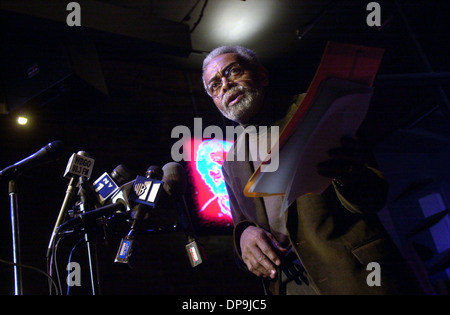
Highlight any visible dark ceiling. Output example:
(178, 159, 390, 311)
(1, 0, 448, 150)
(0, 0, 449, 295)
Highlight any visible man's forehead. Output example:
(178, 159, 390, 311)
(204, 53, 240, 78)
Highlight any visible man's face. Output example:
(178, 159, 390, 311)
(203, 53, 268, 124)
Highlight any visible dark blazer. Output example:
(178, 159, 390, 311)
(222, 137, 423, 295)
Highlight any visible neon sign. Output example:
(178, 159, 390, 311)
(185, 138, 234, 227)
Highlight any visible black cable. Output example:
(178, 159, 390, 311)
(66, 238, 85, 295)
(296, 0, 335, 39)
(47, 230, 73, 295)
(181, 0, 203, 22)
(47, 230, 63, 295)
(0, 258, 60, 295)
(190, 0, 209, 33)
(52, 235, 64, 295)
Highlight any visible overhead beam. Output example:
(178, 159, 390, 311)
(0, 0, 192, 57)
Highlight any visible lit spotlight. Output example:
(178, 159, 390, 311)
(208, 1, 274, 43)
(17, 116, 28, 125)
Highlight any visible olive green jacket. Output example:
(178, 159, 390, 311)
(222, 91, 422, 294)
(223, 151, 422, 294)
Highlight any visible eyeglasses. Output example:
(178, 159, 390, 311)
(206, 62, 245, 97)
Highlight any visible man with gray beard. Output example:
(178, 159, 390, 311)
(202, 46, 268, 125)
(202, 45, 423, 295)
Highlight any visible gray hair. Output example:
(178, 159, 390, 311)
(202, 45, 260, 71)
(202, 45, 261, 91)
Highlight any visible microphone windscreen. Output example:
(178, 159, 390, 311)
(111, 164, 133, 185)
(146, 165, 163, 180)
(162, 162, 187, 196)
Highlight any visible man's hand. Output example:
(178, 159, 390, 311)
(240, 226, 287, 279)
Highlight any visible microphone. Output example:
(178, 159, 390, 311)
(162, 162, 206, 267)
(47, 151, 94, 257)
(64, 151, 95, 180)
(72, 152, 98, 214)
(93, 164, 133, 204)
(128, 165, 165, 208)
(114, 165, 164, 267)
(108, 180, 135, 212)
(56, 201, 127, 232)
(56, 164, 133, 234)
(0, 140, 64, 180)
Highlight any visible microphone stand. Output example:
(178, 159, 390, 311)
(8, 179, 23, 295)
(78, 176, 101, 295)
(47, 176, 77, 258)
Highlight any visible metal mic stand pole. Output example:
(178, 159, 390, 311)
(8, 179, 23, 295)
(78, 177, 101, 295)
(47, 176, 77, 258)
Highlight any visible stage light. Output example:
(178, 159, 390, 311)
(207, 1, 274, 43)
(17, 116, 28, 125)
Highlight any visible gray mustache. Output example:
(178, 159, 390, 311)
(222, 86, 247, 107)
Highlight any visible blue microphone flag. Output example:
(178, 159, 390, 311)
(129, 175, 164, 207)
(93, 172, 119, 202)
